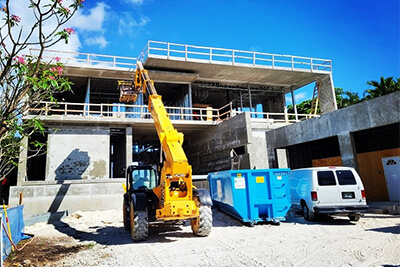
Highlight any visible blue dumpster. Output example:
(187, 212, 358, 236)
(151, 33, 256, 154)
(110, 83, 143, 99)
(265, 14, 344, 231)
(208, 169, 291, 225)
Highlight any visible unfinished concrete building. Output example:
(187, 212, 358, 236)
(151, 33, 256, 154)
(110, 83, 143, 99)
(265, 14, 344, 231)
(10, 41, 336, 215)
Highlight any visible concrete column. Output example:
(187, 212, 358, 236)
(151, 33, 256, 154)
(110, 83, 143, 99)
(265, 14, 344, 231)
(17, 137, 28, 185)
(338, 132, 358, 169)
(291, 87, 298, 121)
(319, 74, 338, 114)
(84, 77, 91, 116)
(276, 149, 288, 168)
(126, 127, 133, 168)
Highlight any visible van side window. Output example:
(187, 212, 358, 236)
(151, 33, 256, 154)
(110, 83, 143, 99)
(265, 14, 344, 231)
(317, 171, 336, 186)
(336, 170, 357, 185)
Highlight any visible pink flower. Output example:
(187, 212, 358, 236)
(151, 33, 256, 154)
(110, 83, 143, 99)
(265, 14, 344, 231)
(1, 42, 5, 48)
(64, 28, 75, 35)
(49, 76, 55, 80)
(11, 14, 21, 23)
(14, 56, 25, 65)
(56, 66, 63, 75)
(76, 0, 84, 3)
(54, 57, 61, 62)
(63, 7, 70, 13)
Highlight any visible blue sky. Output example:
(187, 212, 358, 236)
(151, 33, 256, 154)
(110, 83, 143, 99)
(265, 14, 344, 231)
(26, 0, 400, 103)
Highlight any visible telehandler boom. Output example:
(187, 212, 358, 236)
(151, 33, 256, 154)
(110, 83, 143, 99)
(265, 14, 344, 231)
(122, 61, 212, 241)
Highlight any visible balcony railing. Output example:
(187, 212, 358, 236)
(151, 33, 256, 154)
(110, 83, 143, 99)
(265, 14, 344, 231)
(30, 41, 332, 73)
(138, 41, 332, 73)
(28, 102, 318, 124)
(29, 49, 137, 69)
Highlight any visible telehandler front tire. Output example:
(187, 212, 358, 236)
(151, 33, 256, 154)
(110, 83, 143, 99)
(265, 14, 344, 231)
(130, 201, 149, 241)
(191, 205, 212, 237)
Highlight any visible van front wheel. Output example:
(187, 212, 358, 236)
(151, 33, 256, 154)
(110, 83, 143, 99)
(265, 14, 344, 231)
(302, 204, 315, 221)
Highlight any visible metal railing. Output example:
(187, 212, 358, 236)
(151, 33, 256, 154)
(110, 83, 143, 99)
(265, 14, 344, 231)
(138, 41, 332, 73)
(30, 41, 332, 73)
(236, 110, 319, 123)
(28, 102, 224, 122)
(29, 49, 137, 69)
(28, 101, 317, 124)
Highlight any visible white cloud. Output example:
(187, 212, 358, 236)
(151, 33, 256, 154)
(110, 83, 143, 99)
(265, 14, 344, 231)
(1, 1, 109, 54)
(123, 0, 144, 5)
(285, 92, 308, 104)
(84, 36, 108, 49)
(69, 3, 109, 32)
(118, 14, 149, 36)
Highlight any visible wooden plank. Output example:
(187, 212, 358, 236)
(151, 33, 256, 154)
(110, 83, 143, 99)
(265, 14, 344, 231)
(357, 148, 400, 201)
(312, 156, 342, 167)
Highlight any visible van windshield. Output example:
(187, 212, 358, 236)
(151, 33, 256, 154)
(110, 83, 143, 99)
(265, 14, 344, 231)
(317, 171, 336, 186)
(336, 170, 357, 185)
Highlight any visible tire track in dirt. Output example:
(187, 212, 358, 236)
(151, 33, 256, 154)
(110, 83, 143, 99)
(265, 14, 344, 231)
(213, 235, 267, 267)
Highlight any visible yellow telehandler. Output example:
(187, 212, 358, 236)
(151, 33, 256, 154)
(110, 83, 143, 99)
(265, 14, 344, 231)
(121, 61, 212, 241)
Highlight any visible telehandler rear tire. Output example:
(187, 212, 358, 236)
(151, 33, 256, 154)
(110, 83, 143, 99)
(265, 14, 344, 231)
(130, 201, 149, 241)
(191, 205, 212, 237)
(123, 199, 130, 231)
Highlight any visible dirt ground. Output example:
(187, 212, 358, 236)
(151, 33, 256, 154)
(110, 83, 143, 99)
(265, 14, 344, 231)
(5, 209, 400, 267)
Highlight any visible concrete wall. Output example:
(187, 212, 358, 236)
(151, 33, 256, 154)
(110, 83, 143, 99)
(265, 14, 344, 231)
(319, 74, 337, 114)
(186, 112, 252, 174)
(46, 126, 110, 181)
(266, 91, 400, 168)
(9, 180, 124, 215)
(247, 129, 269, 169)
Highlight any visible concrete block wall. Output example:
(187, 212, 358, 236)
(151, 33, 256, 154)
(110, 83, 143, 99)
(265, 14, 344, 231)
(46, 126, 110, 181)
(319, 74, 337, 114)
(266, 91, 400, 168)
(9, 179, 124, 215)
(186, 112, 253, 174)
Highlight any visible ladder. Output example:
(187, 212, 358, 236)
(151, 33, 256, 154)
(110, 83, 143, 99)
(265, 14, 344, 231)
(310, 80, 321, 116)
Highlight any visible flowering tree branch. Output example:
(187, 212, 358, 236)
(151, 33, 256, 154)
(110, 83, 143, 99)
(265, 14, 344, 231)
(0, 0, 84, 178)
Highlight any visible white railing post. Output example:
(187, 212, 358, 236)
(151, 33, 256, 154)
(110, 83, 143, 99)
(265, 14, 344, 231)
(272, 54, 275, 68)
(87, 54, 90, 64)
(210, 48, 212, 62)
(185, 45, 188, 61)
(291, 57, 294, 70)
(232, 50, 235, 65)
(253, 52, 256, 66)
(167, 42, 170, 59)
(311, 58, 314, 71)
(64, 103, 67, 115)
(113, 56, 116, 67)
(45, 102, 48, 116)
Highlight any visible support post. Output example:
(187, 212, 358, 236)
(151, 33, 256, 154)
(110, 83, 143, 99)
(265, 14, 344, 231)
(338, 133, 358, 170)
(17, 137, 29, 185)
(291, 87, 298, 121)
(126, 127, 133, 168)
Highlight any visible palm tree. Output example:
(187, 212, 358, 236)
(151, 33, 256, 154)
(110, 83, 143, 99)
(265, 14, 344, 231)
(364, 76, 400, 100)
(335, 88, 360, 109)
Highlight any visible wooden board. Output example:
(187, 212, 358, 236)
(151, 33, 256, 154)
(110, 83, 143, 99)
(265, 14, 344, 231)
(312, 156, 343, 167)
(357, 148, 400, 201)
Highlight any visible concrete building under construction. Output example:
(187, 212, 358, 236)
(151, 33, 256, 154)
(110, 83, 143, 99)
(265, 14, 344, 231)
(9, 41, 399, 215)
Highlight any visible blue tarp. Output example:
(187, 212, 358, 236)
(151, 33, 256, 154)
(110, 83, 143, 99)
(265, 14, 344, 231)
(1, 205, 29, 260)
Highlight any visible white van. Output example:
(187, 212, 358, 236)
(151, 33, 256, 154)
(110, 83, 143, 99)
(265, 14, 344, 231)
(289, 167, 368, 221)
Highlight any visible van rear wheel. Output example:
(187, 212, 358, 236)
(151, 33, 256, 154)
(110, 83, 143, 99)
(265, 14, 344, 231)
(302, 204, 315, 221)
(349, 214, 361, 222)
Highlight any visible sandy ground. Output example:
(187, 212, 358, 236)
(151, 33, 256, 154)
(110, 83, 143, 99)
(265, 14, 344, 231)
(8, 209, 400, 267)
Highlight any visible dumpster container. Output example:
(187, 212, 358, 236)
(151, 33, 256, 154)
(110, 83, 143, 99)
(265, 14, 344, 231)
(208, 169, 291, 225)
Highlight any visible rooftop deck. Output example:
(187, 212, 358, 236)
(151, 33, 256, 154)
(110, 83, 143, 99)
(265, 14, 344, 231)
(31, 40, 332, 91)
